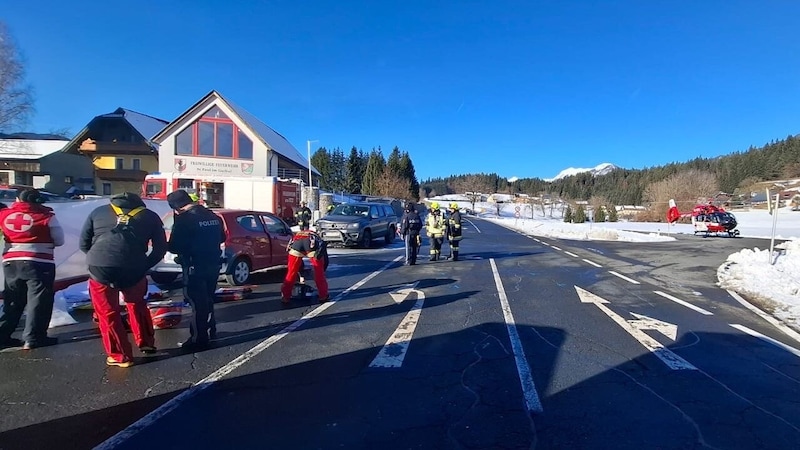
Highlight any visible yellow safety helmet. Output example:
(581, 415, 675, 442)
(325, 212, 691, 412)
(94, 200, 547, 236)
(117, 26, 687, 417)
(449, 202, 459, 210)
(430, 201, 440, 210)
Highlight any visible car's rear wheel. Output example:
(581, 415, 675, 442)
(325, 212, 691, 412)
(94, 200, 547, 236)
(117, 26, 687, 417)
(385, 225, 395, 244)
(150, 272, 178, 285)
(360, 229, 372, 248)
(225, 258, 251, 285)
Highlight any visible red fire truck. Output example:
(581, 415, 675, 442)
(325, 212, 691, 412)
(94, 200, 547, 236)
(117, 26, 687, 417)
(142, 172, 301, 224)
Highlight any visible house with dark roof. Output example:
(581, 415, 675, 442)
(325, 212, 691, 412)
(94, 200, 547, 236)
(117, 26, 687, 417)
(61, 107, 169, 195)
(0, 133, 94, 195)
(152, 90, 319, 183)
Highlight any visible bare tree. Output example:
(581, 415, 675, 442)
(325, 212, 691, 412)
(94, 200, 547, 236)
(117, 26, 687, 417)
(642, 169, 719, 222)
(0, 22, 34, 134)
(455, 175, 492, 212)
(374, 167, 412, 200)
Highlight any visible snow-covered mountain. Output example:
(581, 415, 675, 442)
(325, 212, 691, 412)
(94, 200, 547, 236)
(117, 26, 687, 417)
(544, 163, 618, 182)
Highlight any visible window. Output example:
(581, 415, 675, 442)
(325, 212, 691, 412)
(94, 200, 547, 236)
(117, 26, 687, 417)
(236, 214, 263, 232)
(145, 181, 163, 196)
(370, 206, 384, 218)
(132, 158, 141, 170)
(261, 214, 289, 234)
(115, 158, 124, 169)
(102, 183, 112, 195)
(172, 105, 254, 159)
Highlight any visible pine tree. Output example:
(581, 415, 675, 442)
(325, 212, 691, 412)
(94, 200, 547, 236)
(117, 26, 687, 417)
(607, 205, 618, 222)
(564, 205, 573, 223)
(361, 149, 386, 195)
(574, 205, 587, 223)
(399, 151, 420, 200)
(310, 147, 332, 189)
(345, 146, 363, 194)
(594, 206, 606, 222)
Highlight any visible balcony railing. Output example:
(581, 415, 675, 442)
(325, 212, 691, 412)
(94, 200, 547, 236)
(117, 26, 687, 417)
(95, 168, 149, 182)
(79, 139, 154, 155)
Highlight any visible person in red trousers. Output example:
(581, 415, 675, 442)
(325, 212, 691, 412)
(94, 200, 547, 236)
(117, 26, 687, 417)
(79, 193, 167, 368)
(280, 229, 329, 304)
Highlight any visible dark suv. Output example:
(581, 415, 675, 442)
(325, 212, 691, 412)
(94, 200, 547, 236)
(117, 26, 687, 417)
(316, 202, 398, 247)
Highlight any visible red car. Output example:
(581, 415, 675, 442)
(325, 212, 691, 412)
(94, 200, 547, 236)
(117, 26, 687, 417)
(149, 209, 294, 285)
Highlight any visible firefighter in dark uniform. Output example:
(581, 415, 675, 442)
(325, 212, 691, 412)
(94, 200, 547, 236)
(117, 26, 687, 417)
(166, 190, 226, 351)
(446, 202, 463, 261)
(399, 202, 423, 265)
(295, 201, 312, 230)
(281, 229, 329, 304)
(0, 189, 64, 350)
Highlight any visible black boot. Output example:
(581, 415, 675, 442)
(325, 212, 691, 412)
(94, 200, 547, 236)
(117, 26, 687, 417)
(431, 254, 438, 262)
(453, 251, 459, 261)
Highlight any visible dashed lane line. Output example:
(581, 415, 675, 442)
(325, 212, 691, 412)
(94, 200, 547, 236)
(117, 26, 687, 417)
(653, 290, 714, 315)
(608, 270, 640, 285)
(490, 258, 543, 413)
(94, 255, 405, 450)
(583, 259, 602, 268)
(563, 251, 579, 258)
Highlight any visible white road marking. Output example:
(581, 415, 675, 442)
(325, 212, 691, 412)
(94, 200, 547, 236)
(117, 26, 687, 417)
(608, 270, 640, 284)
(582, 259, 602, 268)
(490, 258, 543, 413)
(564, 251, 579, 258)
(576, 286, 696, 370)
(653, 290, 713, 315)
(369, 283, 425, 368)
(464, 217, 481, 233)
(94, 255, 405, 450)
(727, 290, 800, 345)
(551, 245, 562, 250)
(729, 324, 800, 358)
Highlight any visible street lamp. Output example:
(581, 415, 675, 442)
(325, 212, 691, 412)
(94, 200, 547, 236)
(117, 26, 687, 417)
(769, 183, 785, 264)
(307, 139, 319, 209)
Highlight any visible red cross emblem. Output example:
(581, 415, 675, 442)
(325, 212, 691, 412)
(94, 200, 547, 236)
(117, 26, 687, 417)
(4, 212, 34, 232)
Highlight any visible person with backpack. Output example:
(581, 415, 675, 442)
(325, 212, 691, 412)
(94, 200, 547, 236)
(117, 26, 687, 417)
(79, 192, 167, 368)
(0, 189, 64, 350)
(399, 202, 423, 265)
(166, 189, 226, 351)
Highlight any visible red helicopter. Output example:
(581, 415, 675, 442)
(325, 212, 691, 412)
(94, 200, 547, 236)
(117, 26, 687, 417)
(666, 199, 740, 237)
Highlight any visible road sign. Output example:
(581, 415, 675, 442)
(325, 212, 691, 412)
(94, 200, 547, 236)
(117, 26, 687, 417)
(515, 212, 520, 218)
(515, 206, 521, 212)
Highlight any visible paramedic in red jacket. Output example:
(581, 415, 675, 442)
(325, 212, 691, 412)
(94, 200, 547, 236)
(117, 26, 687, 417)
(0, 189, 64, 350)
(280, 229, 329, 304)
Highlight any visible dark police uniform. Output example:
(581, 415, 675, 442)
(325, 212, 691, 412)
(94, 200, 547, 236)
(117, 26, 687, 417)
(167, 191, 225, 349)
(399, 204, 423, 265)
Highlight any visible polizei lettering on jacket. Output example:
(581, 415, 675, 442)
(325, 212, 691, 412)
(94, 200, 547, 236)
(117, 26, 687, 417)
(199, 219, 221, 227)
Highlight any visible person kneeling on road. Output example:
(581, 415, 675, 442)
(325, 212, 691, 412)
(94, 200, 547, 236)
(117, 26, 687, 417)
(80, 192, 167, 367)
(167, 190, 226, 352)
(281, 229, 329, 304)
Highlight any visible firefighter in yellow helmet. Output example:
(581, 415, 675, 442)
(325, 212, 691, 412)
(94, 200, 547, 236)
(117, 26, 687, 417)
(424, 202, 446, 261)
(445, 202, 462, 260)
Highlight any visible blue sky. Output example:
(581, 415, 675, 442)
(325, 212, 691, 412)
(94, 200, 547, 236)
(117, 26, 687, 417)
(4, 1, 800, 181)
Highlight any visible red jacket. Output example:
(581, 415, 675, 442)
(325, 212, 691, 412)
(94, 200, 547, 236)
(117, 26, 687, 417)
(0, 201, 65, 264)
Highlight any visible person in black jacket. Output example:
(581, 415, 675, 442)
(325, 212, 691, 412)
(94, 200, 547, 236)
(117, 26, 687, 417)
(166, 190, 226, 351)
(399, 202, 423, 265)
(79, 192, 167, 368)
(295, 201, 312, 230)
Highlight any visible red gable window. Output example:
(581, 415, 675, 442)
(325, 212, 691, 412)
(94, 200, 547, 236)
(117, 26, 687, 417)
(175, 106, 253, 159)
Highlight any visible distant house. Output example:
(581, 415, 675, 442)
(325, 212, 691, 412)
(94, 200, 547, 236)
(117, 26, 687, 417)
(615, 205, 646, 220)
(61, 108, 168, 195)
(0, 133, 94, 195)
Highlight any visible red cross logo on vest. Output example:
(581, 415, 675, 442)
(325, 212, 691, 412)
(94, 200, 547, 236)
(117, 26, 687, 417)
(4, 212, 34, 232)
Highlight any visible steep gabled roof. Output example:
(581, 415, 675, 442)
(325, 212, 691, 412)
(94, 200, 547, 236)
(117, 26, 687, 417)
(153, 90, 319, 175)
(61, 107, 169, 153)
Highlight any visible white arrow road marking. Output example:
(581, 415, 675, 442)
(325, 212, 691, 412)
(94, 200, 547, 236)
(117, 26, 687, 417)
(389, 282, 419, 304)
(608, 271, 640, 284)
(729, 324, 800, 358)
(369, 282, 425, 368)
(629, 312, 678, 340)
(654, 290, 713, 315)
(490, 258, 543, 413)
(575, 286, 696, 370)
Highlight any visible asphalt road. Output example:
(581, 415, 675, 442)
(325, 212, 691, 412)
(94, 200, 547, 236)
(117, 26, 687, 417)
(1, 218, 799, 449)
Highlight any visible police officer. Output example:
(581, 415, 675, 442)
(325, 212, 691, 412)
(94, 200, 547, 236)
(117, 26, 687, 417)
(295, 201, 312, 230)
(424, 202, 446, 261)
(446, 202, 463, 261)
(399, 202, 422, 265)
(0, 189, 64, 350)
(166, 190, 225, 351)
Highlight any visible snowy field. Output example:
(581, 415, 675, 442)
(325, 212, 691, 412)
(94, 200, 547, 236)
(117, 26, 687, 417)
(432, 195, 800, 332)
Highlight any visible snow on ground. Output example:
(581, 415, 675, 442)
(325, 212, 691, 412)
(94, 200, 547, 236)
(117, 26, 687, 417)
(431, 195, 800, 331)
